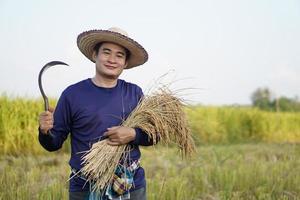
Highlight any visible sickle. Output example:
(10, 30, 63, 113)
(38, 61, 69, 111)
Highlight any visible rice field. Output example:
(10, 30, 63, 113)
(1, 96, 300, 199)
(1, 144, 299, 200)
(1, 96, 300, 155)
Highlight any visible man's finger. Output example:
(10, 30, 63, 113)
(40, 112, 49, 117)
(104, 132, 120, 140)
(107, 126, 120, 131)
(106, 140, 120, 146)
(48, 107, 55, 113)
(103, 131, 115, 137)
(40, 117, 53, 123)
(103, 131, 109, 137)
(41, 111, 53, 117)
(103, 127, 119, 136)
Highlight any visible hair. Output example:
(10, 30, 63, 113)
(93, 42, 131, 61)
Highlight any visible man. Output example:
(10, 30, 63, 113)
(38, 27, 153, 200)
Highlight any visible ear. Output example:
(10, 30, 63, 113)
(123, 61, 128, 69)
(92, 51, 97, 62)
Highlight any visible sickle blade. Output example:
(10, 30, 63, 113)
(38, 61, 69, 111)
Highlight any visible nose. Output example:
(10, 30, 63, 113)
(108, 55, 116, 63)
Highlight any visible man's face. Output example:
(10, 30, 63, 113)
(93, 42, 128, 79)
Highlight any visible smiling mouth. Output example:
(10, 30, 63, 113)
(105, 65, 117, 69)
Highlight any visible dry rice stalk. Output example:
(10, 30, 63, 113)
(80, 86, 196, 192)
(80, 143, 129, 192)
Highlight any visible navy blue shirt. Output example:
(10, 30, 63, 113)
(39, 78, 153, 192)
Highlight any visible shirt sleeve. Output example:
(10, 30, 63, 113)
(38, 91, 71, 151)
(131, 127, 160, 146)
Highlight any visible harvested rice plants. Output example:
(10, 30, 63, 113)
(0, 96, 300, 199)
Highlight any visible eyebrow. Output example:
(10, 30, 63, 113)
(102, 48, 125, 56)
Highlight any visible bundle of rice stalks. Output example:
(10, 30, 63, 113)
(80, 87, 195, 192)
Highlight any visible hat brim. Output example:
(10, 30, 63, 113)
(77, 30, 148, 69)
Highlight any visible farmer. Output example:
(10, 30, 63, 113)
(38, 27, 153, 200)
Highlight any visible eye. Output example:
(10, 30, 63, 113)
(117, 54, 125, 59)
(101, 49, 111, 55)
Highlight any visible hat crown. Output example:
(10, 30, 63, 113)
(108, 27, 128, 37)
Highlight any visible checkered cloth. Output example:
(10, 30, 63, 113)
(89, 159, 140, 200)
(107, 159, 140, 199)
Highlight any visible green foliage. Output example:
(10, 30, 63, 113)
(186, 106, 300, 144)
(0, 96, 70, 155)
(251, 87, 300, 112)
(1, 144, 299, 199)
(1, 95, 299, 199)
(271, 96, 300, 112)
(146, 144, 300, 199)
(1, 96, 300, 155)
(0, 155, 68, 199)
(251, 87, 273, 111)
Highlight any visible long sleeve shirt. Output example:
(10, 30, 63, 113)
(38, 78, 153, 192)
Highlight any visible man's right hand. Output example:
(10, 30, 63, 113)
(39, 107, 55, 135)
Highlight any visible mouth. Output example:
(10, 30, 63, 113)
(104, 64, 118, 70)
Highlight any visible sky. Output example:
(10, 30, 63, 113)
(0, 0, 299, 105)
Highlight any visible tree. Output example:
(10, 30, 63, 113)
(251, 88, 300, 112)
(251, 88, 273, 111)
(271, 96, 300, 112)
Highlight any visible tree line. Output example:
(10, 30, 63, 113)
(251, 87, 300, 112)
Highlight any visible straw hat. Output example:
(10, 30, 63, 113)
(77, 27, 148, 69)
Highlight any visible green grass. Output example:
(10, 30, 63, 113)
(0, 153, 68, 200)
(1, 144, 299, 200)
(1, 96, 300, 199)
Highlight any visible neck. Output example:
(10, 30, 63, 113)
(92, 75, 118, 88)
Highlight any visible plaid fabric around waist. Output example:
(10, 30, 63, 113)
(105, 159, 140, 199)
(73, 159, 140, 200)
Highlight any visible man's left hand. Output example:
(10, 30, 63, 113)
(104, 126, 136, 146)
